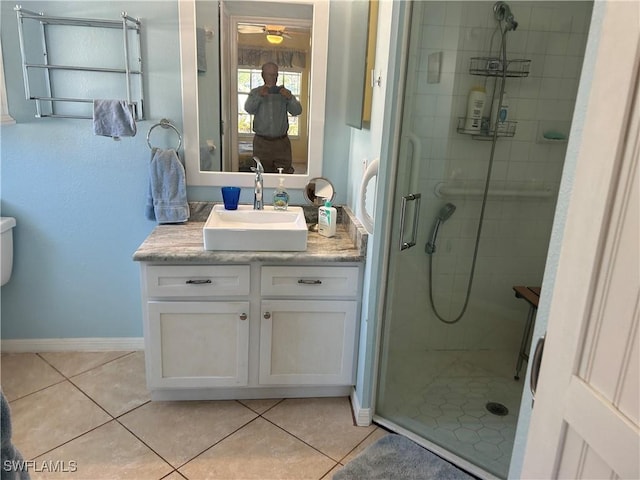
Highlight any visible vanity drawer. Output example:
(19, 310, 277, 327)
(145, 265, 250, 298)
(261, 266, 360, 298)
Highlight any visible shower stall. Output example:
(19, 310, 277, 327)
(374, 1, 593, 478)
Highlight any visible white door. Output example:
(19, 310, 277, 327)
(521, 2, 640, 478)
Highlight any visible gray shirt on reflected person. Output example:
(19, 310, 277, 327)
(244, 88, 302, 138)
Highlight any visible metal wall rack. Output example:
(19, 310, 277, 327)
(469, 57, 531, 78)
(15, 6, 144, 120)
(457, 56, 531, 140)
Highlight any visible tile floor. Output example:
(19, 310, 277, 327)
(1, 351, 389, 480)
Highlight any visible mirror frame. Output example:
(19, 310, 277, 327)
(179, 0, 329, 189)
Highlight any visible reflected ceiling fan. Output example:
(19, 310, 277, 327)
(238, 24, 296, 45)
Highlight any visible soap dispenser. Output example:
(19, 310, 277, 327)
(273, 168, 289, 210)
(318, 200, 337, 237)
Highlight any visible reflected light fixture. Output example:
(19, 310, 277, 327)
(266, 32, 284, 44)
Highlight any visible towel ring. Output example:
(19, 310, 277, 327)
(147, 119, 182, 151)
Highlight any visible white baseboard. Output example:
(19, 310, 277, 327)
(350, 387, 373, 426)
(151, 385, 352, 401)
(0, 337, 144, 353)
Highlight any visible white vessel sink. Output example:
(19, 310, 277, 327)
(203, 204, 308, 251)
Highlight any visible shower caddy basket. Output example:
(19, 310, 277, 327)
(457, 56, 531, 139)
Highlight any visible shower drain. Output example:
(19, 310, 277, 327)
(486, 402, 509, 416)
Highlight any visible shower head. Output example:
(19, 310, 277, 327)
(437, 203, 457, 222)
(494, 1, 518, 31)
(426, 203, 457, 255)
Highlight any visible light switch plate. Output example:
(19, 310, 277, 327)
(427, 51, 442, 84)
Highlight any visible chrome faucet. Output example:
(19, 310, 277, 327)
(251, 156, 264, 210)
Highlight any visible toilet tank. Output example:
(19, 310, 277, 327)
(1, 217, 16, 286)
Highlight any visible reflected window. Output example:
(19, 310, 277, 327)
(237, 67, 302, 137)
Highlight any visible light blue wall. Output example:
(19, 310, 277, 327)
(0, 0, 352, 340)
(348, 0, 406, 411)
(1, 1, 182, 339)
(321, 1, 352, 204)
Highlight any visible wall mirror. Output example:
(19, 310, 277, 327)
(179, 0, 329, 189)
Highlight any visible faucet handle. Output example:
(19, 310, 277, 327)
(252, 156, 264, 174)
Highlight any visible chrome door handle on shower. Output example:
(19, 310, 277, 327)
(399, 193, 421, 251)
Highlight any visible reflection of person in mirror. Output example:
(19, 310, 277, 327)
(244, 62, 302, 174)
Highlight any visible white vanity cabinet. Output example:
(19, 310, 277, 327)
(142, 265, 251, 389)
(139, 262, 363, 400)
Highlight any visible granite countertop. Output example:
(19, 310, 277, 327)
(133, 203, 368, 264)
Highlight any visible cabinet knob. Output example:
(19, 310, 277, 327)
(298, 279, 322, 285)
(239, 313, 247, 321)
(263, 312, 271, 319)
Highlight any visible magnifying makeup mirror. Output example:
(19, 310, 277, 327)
(304, 176, 335, 206)
(304, 177, 335, 231)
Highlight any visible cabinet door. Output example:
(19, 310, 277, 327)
(259, 300, 358, 385)
(147, 301, 249, 388)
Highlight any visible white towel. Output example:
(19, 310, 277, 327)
(146, 148, 190, 224)
(93, 99, 137, 138)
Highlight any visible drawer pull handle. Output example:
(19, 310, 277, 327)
(298, 279, 322, 285)
(185, 279, 212, 285)
(239, 313, 247, 321)
(263, 312, 271, 319)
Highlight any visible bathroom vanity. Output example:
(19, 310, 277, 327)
(133, 204, 367, 401)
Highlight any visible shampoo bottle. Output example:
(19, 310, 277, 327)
(463, 85, 487, 132)
(273, 168, 289, 210)
(318, 200, 337, 238)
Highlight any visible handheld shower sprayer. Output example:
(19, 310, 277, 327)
(425, 203, 456, 255)
(494, 1, 518, 31)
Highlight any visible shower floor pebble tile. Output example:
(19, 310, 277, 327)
(377, 349, 524, 478)
(0, 351, 384, 480)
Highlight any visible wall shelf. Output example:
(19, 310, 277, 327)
(536, 120, 569, 144)
(15, 6, 144, 120)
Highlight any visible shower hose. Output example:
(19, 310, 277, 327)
(429, 22, 511, 325)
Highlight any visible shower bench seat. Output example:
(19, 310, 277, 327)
(512, 285, 540, 380)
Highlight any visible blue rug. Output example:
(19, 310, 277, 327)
(334, 434, 476, 480)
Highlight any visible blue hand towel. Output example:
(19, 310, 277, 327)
(93, 99, 137, 138)
(146, 148, 190, 224)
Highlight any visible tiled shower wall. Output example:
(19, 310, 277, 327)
(388, 1, 592, 352)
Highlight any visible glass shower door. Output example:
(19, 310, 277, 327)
(373, 1, 592, 477)
(373, 14, 526, 473)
